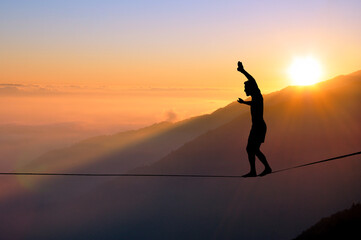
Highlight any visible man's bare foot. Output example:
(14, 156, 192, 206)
(242, 171, 257, 178)
(258, 167, 272, 177)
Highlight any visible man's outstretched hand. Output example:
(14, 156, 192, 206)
(237, 98, 245, 104)
(237, 61, 245, 72)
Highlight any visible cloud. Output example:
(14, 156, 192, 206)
(0, 84, 236, 99)
(147, 87, 229, 92)
(0, 85, 60, 96)
(0, 84, 25, 87)
(0, 83, 124, 96)
(0, 86, 22, 94)
(164, 110, 178, 122)
(0, 84, 93, 96)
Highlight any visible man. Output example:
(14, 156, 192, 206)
(237, 61, 272, 177)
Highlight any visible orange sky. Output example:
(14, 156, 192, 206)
(1, 1, 360, 127)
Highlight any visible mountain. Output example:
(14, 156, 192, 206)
(132, 70, 361, 175)
(294, 203, 361, 240)
(0, 122, 103, 171)
(0, 95, 244, 207)
(20, 101, 244, 175)
(0, 71, 360, 239)
(5, 101, 245, 200)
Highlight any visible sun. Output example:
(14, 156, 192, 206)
(288, 56, 323, 86)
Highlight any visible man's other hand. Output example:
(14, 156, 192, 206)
(237, 98, 245, 104)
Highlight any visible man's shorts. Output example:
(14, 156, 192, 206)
(248, 122, 267, 145)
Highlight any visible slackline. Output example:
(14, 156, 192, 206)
(0, 150, 360, 178)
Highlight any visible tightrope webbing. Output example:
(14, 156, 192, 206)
(0, 150, 360, 178)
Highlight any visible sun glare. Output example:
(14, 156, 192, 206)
(288, 56, 323, 86)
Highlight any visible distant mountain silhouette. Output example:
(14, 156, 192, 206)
(1, 71, 360, 240)
(0, 122, 102, 171)
(21, 101, 244, 175)
(8, 101, 244, 204)
(294, 203, 361, 240)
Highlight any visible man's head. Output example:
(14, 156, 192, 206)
(244, 80, 259, 96)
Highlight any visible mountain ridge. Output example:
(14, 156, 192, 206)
(20, 101, 244, 175)
(131, 71, 360, 175)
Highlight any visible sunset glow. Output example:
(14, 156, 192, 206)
(0, 1, 361, 239)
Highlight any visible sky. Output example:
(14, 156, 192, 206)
(0, 0, 361, 127)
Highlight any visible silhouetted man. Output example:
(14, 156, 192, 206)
(237, 62, 272, 177)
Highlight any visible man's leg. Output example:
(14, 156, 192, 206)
(255, 146, 272, 176)
(243, 143, 257, 177)
(255, 149, 271, 169)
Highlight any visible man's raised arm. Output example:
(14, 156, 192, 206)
(237, 61, 256, 83)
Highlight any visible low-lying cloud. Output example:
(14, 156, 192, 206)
(165, 110, 178, 122)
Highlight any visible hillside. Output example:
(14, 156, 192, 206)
(0, 71, 360, 240)
(1, 94, 244, 204)
(0, 122, 101, 171)
(20, 101, 244, 175)
(294, 203, 361, 240)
